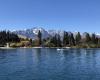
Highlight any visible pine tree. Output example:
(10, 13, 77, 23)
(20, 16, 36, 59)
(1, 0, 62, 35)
(95, 37, 99, 44)
(91, 33, 96, 44)
(75, 32, 81, 44)
(53, 34, 57, 47)
(0, 31, 20, 46)
(37, 30, 42, 46)
(57, 34, 62, 47)
(50, 34, 57, 47)
(63, 31, 69, 46)
(85, 33, 91, 43)
(69, 33, 75, 46)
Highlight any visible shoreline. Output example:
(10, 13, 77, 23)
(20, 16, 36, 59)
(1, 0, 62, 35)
(0, 47, 16, 49)
(0, 46, 100, 49)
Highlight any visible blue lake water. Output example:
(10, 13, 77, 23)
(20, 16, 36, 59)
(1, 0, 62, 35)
(0, 48, 100, 80)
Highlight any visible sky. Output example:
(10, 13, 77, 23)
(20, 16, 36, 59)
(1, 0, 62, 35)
(0, 0, 100, 32)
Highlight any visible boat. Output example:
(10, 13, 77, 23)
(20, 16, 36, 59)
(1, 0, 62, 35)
(57, 47, 71, 51)
(57, 48, 64, 51)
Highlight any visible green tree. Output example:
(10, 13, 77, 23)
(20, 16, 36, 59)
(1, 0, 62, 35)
(63, 31, 69, 46)
(91, 33, 96, 44)
(85, 33, 91, 43)
(49, 34, 62, 47)
(50, 34, 57, 47)
(37, 30, 42, 46)
(95, 37, 99, 44)
(75, 32, 81, 44)
(0, 31, 20, 46)
(69, 33, 75, 46)
(57, 34, 62, 47)
(29, 39, 33, 46)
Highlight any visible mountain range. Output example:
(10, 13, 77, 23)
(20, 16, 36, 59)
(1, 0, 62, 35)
(13, 27, 65, 39)
(13, 27, 100, 39)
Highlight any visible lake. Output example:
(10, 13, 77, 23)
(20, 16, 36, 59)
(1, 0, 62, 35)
(0, 48, 100, 80)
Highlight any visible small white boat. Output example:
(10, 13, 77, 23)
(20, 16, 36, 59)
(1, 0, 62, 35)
(57, 48, 60, 51)
(57, 48, 64, 51)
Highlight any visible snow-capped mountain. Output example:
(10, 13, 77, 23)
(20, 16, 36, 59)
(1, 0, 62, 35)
(14, 27, 67, 40)
(13, 27, 77, 40)
(13, 27, 100, 40)
(14, 27, 50, 39)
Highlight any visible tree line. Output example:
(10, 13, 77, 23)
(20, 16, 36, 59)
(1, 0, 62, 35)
(0, 31, 20, 46)
(36, 31, 100, 48)
(0, 30, 99, 48)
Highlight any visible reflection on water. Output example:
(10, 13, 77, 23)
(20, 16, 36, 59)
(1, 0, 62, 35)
(0, 48, 100, 80)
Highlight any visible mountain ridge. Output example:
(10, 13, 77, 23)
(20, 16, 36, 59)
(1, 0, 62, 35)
(13, 27, 100, 39)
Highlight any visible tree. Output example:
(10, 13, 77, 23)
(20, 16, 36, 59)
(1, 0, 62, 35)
(95, 37, 100, 44)
(29, 39, 33, 46)
(50, 34, 57, 47)
(85, 33, 91, 43)
(75, 32, 81, 44)
(57, 34, 62, 47)
(0, 31, 20, 46)
(63, 31, 69, 46)
(69, 33, 75, 46)
(91, 33, 96, 44)
(37, 30, 42, 46)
